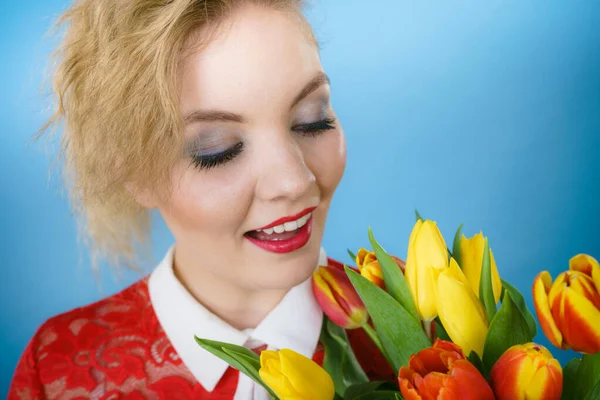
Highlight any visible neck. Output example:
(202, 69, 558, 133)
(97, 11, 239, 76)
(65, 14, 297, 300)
(172, 247, 289, 330)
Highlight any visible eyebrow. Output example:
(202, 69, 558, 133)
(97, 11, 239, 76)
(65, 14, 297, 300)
(183, 71, 331, 125)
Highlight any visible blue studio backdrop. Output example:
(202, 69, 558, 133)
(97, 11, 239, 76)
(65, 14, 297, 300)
(2, 1, 599, 395)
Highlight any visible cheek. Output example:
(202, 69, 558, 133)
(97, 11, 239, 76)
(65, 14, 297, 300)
(160, 164, 254, 236)
(310, 128, 346, 197)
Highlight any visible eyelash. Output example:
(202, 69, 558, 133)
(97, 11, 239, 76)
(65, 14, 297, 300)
(190, 117, 337, 171)
(190, 142, 244, 171)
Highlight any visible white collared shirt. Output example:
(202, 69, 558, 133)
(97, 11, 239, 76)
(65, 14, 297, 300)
(148, 247, 326, 399)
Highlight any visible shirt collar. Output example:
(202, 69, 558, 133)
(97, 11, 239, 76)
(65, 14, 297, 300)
(148, 247, 326, 392)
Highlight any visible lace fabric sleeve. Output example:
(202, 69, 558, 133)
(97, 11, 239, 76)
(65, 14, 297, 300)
(8, 329, 44, 400)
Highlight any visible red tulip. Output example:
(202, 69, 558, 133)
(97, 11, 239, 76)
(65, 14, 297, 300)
(490, 343, 562, 400)
(398, 339, 495, 400)
(312, 265, 368, 329)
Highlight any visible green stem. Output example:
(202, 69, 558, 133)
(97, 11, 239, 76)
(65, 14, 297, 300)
(362, 324, 383, 351)
(423, 319, 434, 342)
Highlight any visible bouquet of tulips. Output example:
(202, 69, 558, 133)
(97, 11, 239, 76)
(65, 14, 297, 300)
(196, 214, 600, 399)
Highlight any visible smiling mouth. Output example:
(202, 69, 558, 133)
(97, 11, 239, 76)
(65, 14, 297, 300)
(245, 212, 312, 241)
(244, 209, 315, 254)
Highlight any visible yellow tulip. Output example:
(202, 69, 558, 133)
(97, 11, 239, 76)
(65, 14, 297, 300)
(405, 219, 449, 321)
(460, 232, 502, 303)
(432, 258, 489, 356)
(259, 349, 335, 400)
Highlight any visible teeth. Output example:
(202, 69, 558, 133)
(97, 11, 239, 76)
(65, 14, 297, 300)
(284, 221, 298, 231)
(297, 213, 310, 228)
(257, 212, 312, 235)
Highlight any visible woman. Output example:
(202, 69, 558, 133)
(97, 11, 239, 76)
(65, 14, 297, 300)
(9, 0, 390, 399)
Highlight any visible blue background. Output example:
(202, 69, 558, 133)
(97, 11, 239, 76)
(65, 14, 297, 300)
(2, 0, 599, 395)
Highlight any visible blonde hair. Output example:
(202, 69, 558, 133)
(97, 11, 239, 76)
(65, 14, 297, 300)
(40, 0, 315, 270)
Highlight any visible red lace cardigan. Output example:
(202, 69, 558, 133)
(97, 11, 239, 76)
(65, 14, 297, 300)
(8, 277, 393, 399)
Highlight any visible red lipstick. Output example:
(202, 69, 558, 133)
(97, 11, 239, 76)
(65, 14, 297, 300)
(256, 207, 316, 230)
(244, 207, 317, 254)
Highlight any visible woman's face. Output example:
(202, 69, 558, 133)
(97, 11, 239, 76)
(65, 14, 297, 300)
(157, 5, 346, 291)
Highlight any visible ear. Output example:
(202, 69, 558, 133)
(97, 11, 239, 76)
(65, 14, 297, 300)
(125, 182, 159, 209)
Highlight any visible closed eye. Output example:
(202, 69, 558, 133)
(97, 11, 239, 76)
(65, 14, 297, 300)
(293, 117, 336, 137)
(190, 142, 244, 171)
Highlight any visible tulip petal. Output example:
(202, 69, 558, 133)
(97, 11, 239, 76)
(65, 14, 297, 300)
(355, 248, 370, 271)
(434, 260, 488, 356)
(409, 221, 449, 321)
(555, 287, 600, 354)
(490, 349, 528, 400)
(278, 349, 335, 399)
(490, 344, 563, 400)
(570, 254, 600, 277)
(569, 272, 600, 310)
(312, 270, 352, 327)
(594, 266, 600, 296)
(419, 372, 446, 398)
(532, 271, 563, 349)
(409, 348, 447, 376)
(259, 352, 294, 397)
(459, 232, 502, 303)
(443, 359, 495, 400)
(409, 219, 423, 248)
(312, 267, 368, 329)
(524, 359, 563, 400)
(360, 262, 385, 289)
(399, 372, 424, 400)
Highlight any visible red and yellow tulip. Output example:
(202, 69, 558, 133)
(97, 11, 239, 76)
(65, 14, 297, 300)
(259, 349, 335, 400)
(312, 265, 369, 329)
(355, 248, 406, 289)
(398, 339, 495, 400)
(489, 343, 562, 400)
(405, 220, 449, 321)
(532, 253, 600, 354)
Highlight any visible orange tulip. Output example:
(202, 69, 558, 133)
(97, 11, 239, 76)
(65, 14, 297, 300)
(355, 248, 406, 289)
(489, 343, 562, 400)
(312, 266, 369, 329)
(398, 339, 495, 400)
(533, 254, 600, 354)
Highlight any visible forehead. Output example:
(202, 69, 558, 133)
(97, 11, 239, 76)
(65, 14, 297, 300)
(179, 5, 322, 116)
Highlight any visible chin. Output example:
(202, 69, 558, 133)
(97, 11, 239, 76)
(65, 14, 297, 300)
(254, 239, 322, 290)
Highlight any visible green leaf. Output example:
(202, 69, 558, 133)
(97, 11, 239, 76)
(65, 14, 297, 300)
(345, 267, 431, 373)
(368, 228, 420, 322)
(482, 292, 533, 370)
(346, 392, 402, 400)
(500, 279, 537, 338)
(415, 209, 423, 222)
(348, 249, 357, 263)
(195, 338, 279, 399)
(479, 238, 497, 323)
(433, 317, 451, 341)
(562, 357, 582, 400)
(320, 317, 369, 396)
(343, 382, 398, 399)
(578, 352, 600, 400)
(467, 350, 487, 378)
(586, 379, 600, 400)
(346, 391, 402, 400)
(451, 224, 464, 267)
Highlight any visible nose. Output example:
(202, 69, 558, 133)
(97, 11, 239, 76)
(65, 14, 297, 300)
(255, 135, 316, 203)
